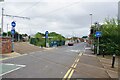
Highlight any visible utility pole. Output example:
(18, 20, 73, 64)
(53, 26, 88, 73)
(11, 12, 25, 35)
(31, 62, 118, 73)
(1, 8, 30, 36)
(1, 8, 4, 37)
(7, 24, 9, 37)
(2, 8, 30, 52)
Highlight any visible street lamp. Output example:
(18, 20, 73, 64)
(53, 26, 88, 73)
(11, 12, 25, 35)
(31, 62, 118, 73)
(90, 14, 92, 27)
(90, 13, 93, 49)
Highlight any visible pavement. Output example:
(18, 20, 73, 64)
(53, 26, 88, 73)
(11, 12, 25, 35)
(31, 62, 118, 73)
(14, 42, 44, 54)
(0, 52, 23, 61)
(77, 49, 118, 79)
(98, 55, 118, 78)
(0, 43, 119, 79)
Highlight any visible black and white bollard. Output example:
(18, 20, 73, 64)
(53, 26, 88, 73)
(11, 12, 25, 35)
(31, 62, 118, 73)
(111, 54, 116, 68)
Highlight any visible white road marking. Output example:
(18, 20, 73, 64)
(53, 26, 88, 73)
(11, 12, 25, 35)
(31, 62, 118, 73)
(85, 47, 91, 50)
(0, 63, 26, 76)
(0, 54, 28, 61)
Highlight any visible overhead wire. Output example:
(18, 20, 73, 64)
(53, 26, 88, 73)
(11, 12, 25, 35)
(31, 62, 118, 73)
(15, 0, 42, 15)
(43, 2, 81, 16)
(15, 1, 81, 18)
(15, 1, 82, 34)
(5, 1, 82, 35)
(31, 1, 81, 18)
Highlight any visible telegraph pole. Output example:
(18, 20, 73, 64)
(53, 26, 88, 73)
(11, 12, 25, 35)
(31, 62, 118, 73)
(1, 8, 4, 37)
(2, 8, 30, 52)
(1, 8, 30, 36)
(7, 24, 9, 37)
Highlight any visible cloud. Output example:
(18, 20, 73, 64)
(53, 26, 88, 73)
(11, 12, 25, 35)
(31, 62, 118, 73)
(1, 0, 119, 37)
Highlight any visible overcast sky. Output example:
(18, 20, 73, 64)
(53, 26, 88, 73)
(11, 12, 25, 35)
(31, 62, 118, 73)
(0, 0, 119, 37)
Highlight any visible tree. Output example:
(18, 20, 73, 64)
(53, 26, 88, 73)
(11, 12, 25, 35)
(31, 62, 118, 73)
(30, 32, 65, 47)
(82, 36, 88, 38)
(35, 32, 43, 39)
(99, 18, 119, 55)
(7, 31, 11, 37)
(49, 32, 65, 41)
(2, 32, 7, 37)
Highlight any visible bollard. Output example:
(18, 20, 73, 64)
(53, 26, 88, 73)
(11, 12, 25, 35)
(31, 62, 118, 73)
(94, 44, 95, 54)
(111, 54, 116, 68)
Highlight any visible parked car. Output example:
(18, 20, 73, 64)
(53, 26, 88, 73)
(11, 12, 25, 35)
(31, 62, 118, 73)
(68, 42, 74, 46)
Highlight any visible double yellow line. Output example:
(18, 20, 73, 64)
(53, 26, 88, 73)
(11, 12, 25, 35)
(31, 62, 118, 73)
(63, 53, 82, 80)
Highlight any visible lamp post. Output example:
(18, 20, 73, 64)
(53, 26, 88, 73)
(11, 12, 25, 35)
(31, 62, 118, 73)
(90, 13, 94, 49)
(90, 14, 92, 27)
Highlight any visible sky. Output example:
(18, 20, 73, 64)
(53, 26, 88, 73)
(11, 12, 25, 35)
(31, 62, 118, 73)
(0, 0, 119, 37)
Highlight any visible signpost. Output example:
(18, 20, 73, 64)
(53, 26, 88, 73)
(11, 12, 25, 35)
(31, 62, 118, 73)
(45, 31, 48, 39)
(95, 31, 102, 38)
(11, 21, 16, 27)
(11, 29, 15, 35)
(45, 31, 49, 47)
(11, 21, 16, 52)
(95, 31, 102, 55)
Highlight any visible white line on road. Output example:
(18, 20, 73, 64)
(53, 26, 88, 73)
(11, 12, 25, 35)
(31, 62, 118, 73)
(0, 54, 28, 61)
(0, 63, 26, 76)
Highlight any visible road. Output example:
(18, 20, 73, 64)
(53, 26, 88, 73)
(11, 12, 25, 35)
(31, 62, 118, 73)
(2, 42, 86, 78)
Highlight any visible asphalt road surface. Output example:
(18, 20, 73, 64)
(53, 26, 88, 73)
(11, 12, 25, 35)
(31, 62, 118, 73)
(2, 42, 86, 78)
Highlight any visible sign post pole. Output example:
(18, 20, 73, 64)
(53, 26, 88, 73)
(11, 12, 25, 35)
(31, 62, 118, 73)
(97, 37, 99, 55)
(11, 21, 16, 52)
(45, 31, 49, 48)
(11, 33, 14, 52)
(95, 31, 101, 55)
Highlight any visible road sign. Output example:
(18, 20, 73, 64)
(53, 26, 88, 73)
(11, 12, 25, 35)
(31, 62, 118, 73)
(11, 29, 15, 35)
(45, 31, 48, 35)
(45, 31, 49, 39)
(11, 21, 16, 27)
(95, 31, 102, 37)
